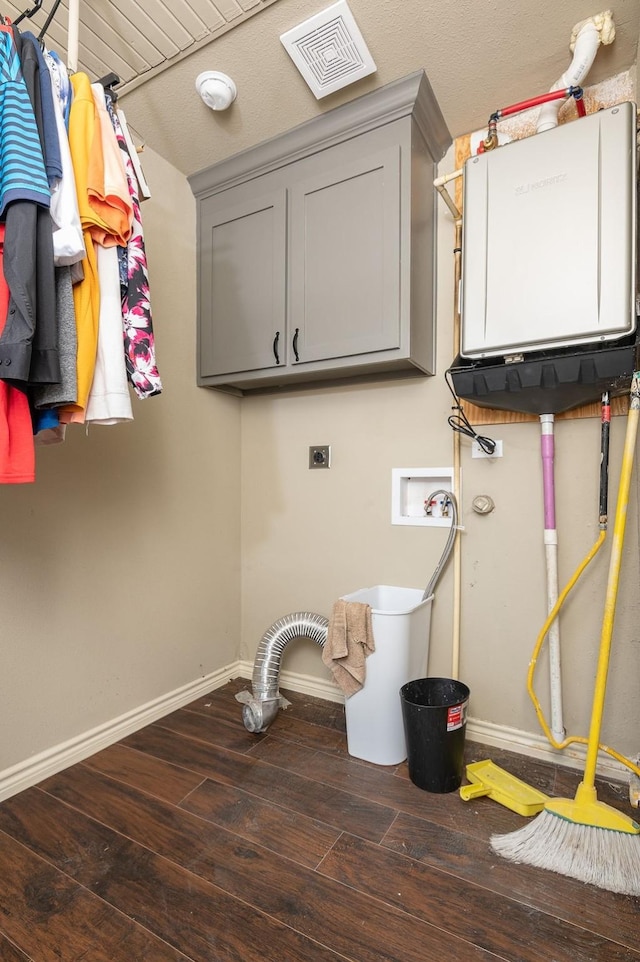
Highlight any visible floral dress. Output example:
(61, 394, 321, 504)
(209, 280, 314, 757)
(107, 97, 162, 400)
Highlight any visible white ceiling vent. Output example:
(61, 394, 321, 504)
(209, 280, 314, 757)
(280, 1, 377, 99)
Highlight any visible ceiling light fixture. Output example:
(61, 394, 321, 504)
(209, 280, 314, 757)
(196, 71, 237, 111)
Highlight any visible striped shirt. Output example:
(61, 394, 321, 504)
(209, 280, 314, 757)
(0, 30, 50, 215)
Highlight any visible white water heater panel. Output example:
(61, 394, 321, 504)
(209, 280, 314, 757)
(460, 102, 637, 359)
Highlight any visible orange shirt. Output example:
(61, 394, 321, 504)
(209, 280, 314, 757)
(70, 72, 132, 247)
(89, 82, 133, 247)
(59, 72, 101, 423)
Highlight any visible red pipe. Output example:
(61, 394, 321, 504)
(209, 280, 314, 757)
(497, 88, 572, 119)
(479, 85, 587, 152)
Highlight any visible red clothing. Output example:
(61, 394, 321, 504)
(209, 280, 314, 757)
(0, 226, 35, 483)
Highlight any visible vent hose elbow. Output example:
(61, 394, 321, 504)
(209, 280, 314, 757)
(242, 611, 328, 732)
(241, 696, 282, 733)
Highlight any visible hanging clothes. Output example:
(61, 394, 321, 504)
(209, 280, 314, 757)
(58, 71, 103, 423)
(107, 100, 162, 399)
(117, 106, 151, 201)
(0, 26, 60, 389)
(0, 225, 35, 482)
(0, 29, 50, 213)
(81, 82, 132, 424)
(45, 49, 71, 129)
(90, 81, 132, 246)
(33, 406, 65, 445)
(32, 265, 77, 411)
(27, 41, 83, 414)
(42, 44, 85, 268)
(22, 31, 62, 187)
(85, 244, 133, 424)
(81, 76, 131, 249)
(0, 2, 161, 481)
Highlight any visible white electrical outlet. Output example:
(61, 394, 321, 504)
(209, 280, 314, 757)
(472, 439, 503, 459)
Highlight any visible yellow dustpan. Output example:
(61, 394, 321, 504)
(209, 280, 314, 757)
(460, 760, 549, 817)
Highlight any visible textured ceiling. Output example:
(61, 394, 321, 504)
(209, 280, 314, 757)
(5, 0, 640, 178)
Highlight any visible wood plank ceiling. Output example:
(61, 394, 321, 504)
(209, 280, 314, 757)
(2, 0, 282, 91)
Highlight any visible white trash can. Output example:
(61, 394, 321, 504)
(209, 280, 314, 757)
(341, 585, 433, 766)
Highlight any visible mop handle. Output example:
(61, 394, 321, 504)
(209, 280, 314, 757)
(540, 414, 556, 530)
(582, 374, 640, 791)
(599, 391, 610, 526)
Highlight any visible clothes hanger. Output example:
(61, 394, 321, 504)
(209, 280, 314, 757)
(37, 0, 63, 41)
(98, 72, 121, 103)
(13, 0, 44, 26)
(11, 0, 64, 39)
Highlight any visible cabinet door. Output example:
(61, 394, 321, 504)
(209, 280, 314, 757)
(289, 144, 401, 365)
(199, 186, 286, 378)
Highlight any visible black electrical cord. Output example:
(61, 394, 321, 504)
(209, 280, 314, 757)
(444, 368, 497, 455)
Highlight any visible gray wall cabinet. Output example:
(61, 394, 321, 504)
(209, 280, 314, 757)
(189, 71, 451, 394)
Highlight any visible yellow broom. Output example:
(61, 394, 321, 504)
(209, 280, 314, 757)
(491, 372, 640, 896)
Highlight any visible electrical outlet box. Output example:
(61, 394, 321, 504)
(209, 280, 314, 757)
(472, 439, 503, 459)
(309, 445, 331, 469)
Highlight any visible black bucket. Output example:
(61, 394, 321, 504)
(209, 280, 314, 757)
(400, 677, 470, 793)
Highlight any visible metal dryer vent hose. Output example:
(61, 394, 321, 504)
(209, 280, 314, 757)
(242, 496, 458, 733)
(242, 611, 328, 733)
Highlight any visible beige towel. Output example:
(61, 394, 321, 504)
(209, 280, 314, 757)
(322, 600, 375, 697)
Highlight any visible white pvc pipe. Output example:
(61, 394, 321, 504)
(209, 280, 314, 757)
(433, 168, 463, 188)
(67, 0, 79, 73)
(536, 11, 615, 132)
(540, 414, 565, 742)
(534, 11, 614, 739)
(544, 536, 564, 740)
(433, 169, 463, 221)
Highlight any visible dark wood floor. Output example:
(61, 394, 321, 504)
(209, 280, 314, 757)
(0, 677, 638, 961)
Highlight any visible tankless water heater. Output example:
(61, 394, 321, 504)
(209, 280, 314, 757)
(460, 102, 637, 360)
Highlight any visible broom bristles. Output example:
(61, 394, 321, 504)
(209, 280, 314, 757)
(491, 809, 640, 896)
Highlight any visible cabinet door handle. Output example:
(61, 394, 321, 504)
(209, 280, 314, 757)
(293, 328, 300, 362)
(273, 331, 280, 364)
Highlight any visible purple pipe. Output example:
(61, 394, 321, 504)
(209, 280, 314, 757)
(540, 416, 556, 530)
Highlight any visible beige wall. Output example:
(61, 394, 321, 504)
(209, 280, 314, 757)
(4, 98, 640, 784)
(0, 148, 241, 773)
(240, 144, 640, 759)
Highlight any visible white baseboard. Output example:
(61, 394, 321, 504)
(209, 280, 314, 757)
(237, 662, 629, 782)
(465, 717, 628, 782)
(0, 662, 242, 802)
(235, 659, 345, 703)
(2, 662, 629, 802)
